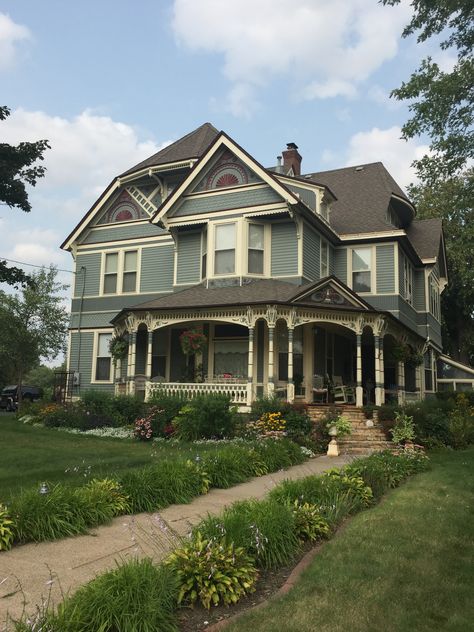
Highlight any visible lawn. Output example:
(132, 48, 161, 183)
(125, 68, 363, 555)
(227, 447, 474, 632)
(0, 416, 223, 501)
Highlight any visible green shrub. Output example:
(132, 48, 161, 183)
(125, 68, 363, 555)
(201, 445, 255, 488)
(198, 498, 299, 569)
(166, 531, 257, 609)
(119, 460, 203, 513)
(390, 411, 416, 445)
(146, 392, 187, 435)
(252, 437, 306, 471)
(74, 478, 130, 526)
(55, 558, 178, 632)
(81, 389, 116, 421)
(404, 399, 453, 447)
(173, 393, 236, 440)
(111, 394, 146, 425)
(291, 500, 330, 542)
(0, 503, 15, 550)
(322, 470, 373, 509)
(449, 395, 474, 448)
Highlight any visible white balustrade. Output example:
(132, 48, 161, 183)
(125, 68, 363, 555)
(145, 381, 248, 405)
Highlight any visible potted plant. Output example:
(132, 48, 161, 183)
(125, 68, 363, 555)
(108, 335, 129, 362)
(362, 404, 376, 427)
(179, 328, 207, 382)
(323, 408, 352, 456)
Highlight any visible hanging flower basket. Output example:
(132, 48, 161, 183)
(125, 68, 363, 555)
(108, 335, 129, 361)
(406, 352, 424, 368)
(179, 328, 207, 356)
(390, 343, 410, 363)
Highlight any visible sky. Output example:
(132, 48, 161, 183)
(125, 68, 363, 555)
(1, 0, 453, 295)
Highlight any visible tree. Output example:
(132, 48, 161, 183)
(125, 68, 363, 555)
(0, 267, 68, 402)
(408, 170, 474, 364)
(383, 0, 474, 183)
(0, 105, 50, 286)
(385, 1, 474, 362)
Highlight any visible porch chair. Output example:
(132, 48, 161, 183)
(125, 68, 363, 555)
(333, 385, 356, 405)
(312, 375, 328, 404)
(274, 383, 287, 399)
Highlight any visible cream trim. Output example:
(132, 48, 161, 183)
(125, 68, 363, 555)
(99, 247, 142, 297)
(183, 182, 268, 199)
(339, 230, 406, 241)
(77, 238, 173, 254)
(347, 245, 376, 294)
(118, 159, 197, 185)
(276, 174, 325, 194)
(66, 330, 72, 373)
(152, 135, 299, 224)
(91, 329, 114, 385)
(166, 204, 288, 226)
(88, 220, 151, 231)
(439, 355, 474, 375)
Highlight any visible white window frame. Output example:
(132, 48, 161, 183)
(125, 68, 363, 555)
(209, 220, 241, 278)
(247, 221, 268, 276)
(201, 226, 208, 280)
(320, 239, 329, 278)
(100, 248, 141, 295)
(349, 246, 374, 294)
(91, 330, 114, 384)
(403, 256, 413, 305)
(429, 274, 440, 321)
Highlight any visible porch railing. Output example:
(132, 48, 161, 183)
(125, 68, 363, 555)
(145, 381, 248, 405)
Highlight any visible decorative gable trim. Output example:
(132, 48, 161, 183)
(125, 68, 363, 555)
(150, 132, 300, 225)
(291, 276, 373, 310)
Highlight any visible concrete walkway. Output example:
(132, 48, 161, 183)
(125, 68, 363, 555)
(0, 454, 351, 625)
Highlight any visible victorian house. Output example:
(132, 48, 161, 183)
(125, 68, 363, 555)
(62, 123, 451, 408)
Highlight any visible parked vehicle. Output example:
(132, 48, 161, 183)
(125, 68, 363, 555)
(0, 385, 44, 411)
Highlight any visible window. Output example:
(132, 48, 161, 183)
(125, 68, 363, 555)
(102, 250, 138, 294)
(248, 224, 264, 274)
(424, 349, 433, 391)
(95, 333, 112, 381)
(320, 201, 329, 221)
(103, 253, 118, 294)
(122, 250, 137, 292)
(321, 240, 329, 278)
(352, 248, 372, 292)
(403, 256, 413, 305)
(429, 274, 440, 320)
(214, 223, 236, 275)
(201, 227, 207, 279)
(277, 324, 303, 382)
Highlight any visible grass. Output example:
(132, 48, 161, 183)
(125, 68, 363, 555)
(0, 416, 234, 501)
(227, 447, 474, 632)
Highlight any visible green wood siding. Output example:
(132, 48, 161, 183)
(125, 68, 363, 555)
(365, 295, 399, 312)
(176, 231, 201, 284)
(69, 332, 114, 394)
(414, 270, 425, 311)
(74, 253, 101, 297)
(140, 245, 174, 293)
(334, 249, 347, 284)
(271, 223, 298, 276)
(80, 223, 164, 245)
(329, 246, 335, 276)
(70, 293, 171, 314)
(376, 244, 395, 293)
(302, 224, 320, 281)
(70, 312, 118, 328)
(398, 246, 405, 295)
(287, 185, 316, 211)
(174, 187, 282, 217)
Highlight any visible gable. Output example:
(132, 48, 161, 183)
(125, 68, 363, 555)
(94, 190, 149, 225)
(190, 148, 263, 193)
(292, 277, 372, 310)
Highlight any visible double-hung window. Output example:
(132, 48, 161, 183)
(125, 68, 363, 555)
(201, 227, 207, 279)
(248, 224, 264, 274)
(403, 256, 413, 304)
(320, 240, 329, 278)
(352, 248, 372, 292)
(214, 223, 236, 275)
(95, 333, 112, 381)
(103, 250, 138, 294)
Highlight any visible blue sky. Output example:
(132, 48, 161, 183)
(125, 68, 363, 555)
(1, 0, 453, 285)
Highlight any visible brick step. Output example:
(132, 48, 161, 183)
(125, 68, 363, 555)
(338, 442, 393, 450)
(339, 446, 392, 455)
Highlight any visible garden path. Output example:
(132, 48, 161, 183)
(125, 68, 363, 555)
(0, 454, 351, 626)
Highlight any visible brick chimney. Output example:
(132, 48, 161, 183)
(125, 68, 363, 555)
(282, 142, 302, 176)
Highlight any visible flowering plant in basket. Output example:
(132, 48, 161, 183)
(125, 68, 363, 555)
(179, 328, 207, 356)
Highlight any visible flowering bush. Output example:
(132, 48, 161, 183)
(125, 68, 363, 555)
(246, 411, 287, 438)
(179, 328, 207, 356)
(134, 416, 153, 441)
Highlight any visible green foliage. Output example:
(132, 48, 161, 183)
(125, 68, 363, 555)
(198, 499, 299, 569)
(323, 470, 374, 509)
(146, 392, 186, 435)
(201, 446, 258, 488)
(252, 437, 306, 470)
(0, 503, 15, 550)
(108, 335, 128, 360)
(322, 408, 352, 437)
(55, 559, 178, 632)
(390, 411, 416, 445)
(291, 500, 330, 543)
(448, 395, 474, 448)
(166, 532, 257, 609)
(172, 393, 236, 440)
(111, 394, 145, 425)
(74, 478, 130, 526)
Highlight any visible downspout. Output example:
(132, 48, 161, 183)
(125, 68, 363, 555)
(76, 265, 86, 380)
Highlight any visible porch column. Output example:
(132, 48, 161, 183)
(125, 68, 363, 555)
(397, 361, 405, 405)
(146, 330, 153, 380)
(415, 362, 422, 399)
(379, 339, 386, 405)
(374, 335, 382, 406)
(287, 328, 295, 403)
(267, 326, 275, 396)
(128, 331, 137, 395)
(356, 334, 363, 407)
(246, 327, 254, 406)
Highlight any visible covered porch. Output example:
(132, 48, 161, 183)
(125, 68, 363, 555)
(112, 300, 425, 409)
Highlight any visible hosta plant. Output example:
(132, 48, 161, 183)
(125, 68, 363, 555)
(324, 470, 374, 508)
(291, 500, 330, 542)
(166, 531, 258, 609)
(0, 504, 15, 551)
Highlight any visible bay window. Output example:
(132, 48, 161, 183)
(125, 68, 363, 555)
(352, 247, 372, 292)
(214, 223, 236, 275)
(321, 240, 329, 278)
(95, 332, 112, 381)
(248, 223, 264, 274)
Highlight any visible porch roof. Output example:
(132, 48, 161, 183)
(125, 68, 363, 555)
(111, 277, 376, 323)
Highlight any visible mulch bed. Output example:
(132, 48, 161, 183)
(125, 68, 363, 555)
(177, 542, 318, 632)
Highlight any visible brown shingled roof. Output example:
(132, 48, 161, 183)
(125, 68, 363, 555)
(121, 122, 219, 176)
(405, 218, 443, 260)
(305, 162, 412, 235)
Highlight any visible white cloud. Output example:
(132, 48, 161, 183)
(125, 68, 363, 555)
(345, 126, 429, 188)
(0, 13, 31, 71)
(172, 0, 411, 115)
